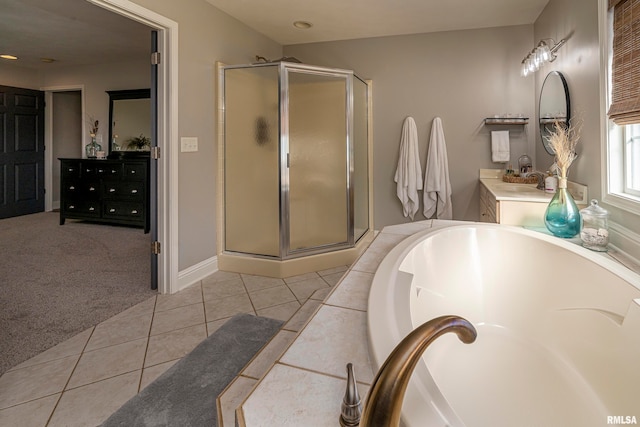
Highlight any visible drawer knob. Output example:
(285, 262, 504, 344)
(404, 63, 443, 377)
(131, 210, 138, 214)
(89, 187, 95, 191)
(111, 169, 117, 174)
(109, 188, 116, 193)
(89, 207, 95, 212)
(69, 205, 75, 209)
(130, 170, 136, 174)
(69, 186, 75, 190)
(109, 208, 116, 213)
(85, 168, 91, 172)
(131, 189, 138, 194)
(98, 169, 104, 173)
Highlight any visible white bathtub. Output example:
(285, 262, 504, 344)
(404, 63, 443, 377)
(368, 224, 640, 427)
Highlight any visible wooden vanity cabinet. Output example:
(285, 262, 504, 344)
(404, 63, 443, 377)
(479, 182, 548, 227)
(479, 183, 498, 223)
(59, 158, 150, 232)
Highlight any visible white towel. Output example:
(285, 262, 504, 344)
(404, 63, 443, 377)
(394, 117, 423, 221)
(491, 130, 510, 163)
(423, 117, 452, 220)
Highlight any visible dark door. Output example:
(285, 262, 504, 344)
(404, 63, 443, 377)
(150, 30, 159, 290)
(0, 86, 45, 219)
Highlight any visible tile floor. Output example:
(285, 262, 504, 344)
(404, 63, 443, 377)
(0, 266, 348, 427)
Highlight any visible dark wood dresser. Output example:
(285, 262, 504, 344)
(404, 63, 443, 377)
(59, 158, 150, 233)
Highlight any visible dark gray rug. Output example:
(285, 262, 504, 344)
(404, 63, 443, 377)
(101, 313, 283, 427)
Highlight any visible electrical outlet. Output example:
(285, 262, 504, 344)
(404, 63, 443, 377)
(181, 137, 198, 152)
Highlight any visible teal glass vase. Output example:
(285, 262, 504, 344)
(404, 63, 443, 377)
(544, 178, 581, 238)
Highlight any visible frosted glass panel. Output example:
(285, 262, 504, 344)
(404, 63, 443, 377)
(353, 77, 369, 241)
(288, 71, 348, 251)
(224, 66, 280, 256)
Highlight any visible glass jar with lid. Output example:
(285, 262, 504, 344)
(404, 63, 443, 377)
(579, 199, 609, 251)
(518, 154, 532, 174)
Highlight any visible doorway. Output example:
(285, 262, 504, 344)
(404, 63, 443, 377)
(50, 90, 82, 209)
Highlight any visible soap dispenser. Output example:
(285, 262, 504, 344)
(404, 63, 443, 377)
(579, 200, 609, 252)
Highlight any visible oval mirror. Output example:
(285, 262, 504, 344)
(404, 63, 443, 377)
(539, 71, 570, 155)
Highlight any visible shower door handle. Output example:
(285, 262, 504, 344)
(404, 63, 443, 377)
(286, 153, 290, 168)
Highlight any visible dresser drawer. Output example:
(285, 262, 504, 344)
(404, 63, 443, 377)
(62, 180, 100, 199)
(103, 201, 144, 220)
(124, 163, 147, 180)
(62, 162, 81, 178)
(96, 164, 123, 179)
(102, 181, 145, 200)
(62, 200, 101, 217)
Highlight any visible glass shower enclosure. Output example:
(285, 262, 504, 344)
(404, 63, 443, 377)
(223, 61, 369, 260)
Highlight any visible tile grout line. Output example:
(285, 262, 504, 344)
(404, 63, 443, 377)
(44, 324, 98, 427)
(137, 295, 159, 393)
(239, 275, 259, 317)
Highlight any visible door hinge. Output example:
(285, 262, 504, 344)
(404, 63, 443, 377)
(151, 241, 161, 255)
(151, 146, 160, 159)
(151, 51, 161, 65)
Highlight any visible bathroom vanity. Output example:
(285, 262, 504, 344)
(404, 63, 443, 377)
(479, 169, 587, 227)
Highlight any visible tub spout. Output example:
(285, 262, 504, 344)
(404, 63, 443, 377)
(361, 315, 477, 427)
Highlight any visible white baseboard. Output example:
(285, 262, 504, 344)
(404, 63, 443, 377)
(177, 255, 218, 292)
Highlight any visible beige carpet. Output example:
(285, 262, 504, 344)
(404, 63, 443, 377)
(0, 212, 155, 375)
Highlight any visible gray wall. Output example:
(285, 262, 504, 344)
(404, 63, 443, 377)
(0, 63, 40, 89)
(129, 0, 282, 270)
(535, 0, 640, 259)
(285, 25, 536, 229)
(41, 59, 151, 151)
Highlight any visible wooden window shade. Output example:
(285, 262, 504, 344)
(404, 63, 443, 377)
(608, 0, 640, 125)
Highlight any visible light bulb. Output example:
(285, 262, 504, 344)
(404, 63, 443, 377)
(539, 43, 551, 62)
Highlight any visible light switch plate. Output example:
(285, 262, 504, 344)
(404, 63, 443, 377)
(181, 137, 198, 152)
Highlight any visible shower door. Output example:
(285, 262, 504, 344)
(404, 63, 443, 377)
(224, 65, 280, 257)
(283, 66, 352, 256)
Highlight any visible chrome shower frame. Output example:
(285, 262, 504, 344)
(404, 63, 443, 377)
(221, 61, 367, 260)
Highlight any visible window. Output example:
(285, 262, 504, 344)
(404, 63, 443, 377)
(624, 124, 640, 196)
(602, 0, 640, 213)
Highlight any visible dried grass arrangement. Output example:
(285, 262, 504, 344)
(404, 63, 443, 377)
(547, 118, 582, 180)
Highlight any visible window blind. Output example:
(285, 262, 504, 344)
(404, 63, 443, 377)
(608, 0, 640, 125)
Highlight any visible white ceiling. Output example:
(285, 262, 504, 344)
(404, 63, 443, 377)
(0, 0, 549, 71)
(205, 0, 550, 45)
(0, 0, 151, 70)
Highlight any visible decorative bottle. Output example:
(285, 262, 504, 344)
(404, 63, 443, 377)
(85, 136, 102, 158)
(544, 177, 581, 238)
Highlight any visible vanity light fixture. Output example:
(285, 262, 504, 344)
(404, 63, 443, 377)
(520, 38, 566, 77)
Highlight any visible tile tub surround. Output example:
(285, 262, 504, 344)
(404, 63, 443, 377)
(238, 218, 640, 426)
(238, 220, 438, 426)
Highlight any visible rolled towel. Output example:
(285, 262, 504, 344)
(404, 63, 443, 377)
(491, 130, 510, 163)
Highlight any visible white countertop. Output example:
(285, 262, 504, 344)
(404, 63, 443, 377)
(480, 178, 553, 202)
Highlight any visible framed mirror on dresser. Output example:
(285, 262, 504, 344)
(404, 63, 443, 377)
(107, 89, 151, 158)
